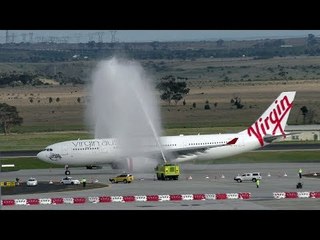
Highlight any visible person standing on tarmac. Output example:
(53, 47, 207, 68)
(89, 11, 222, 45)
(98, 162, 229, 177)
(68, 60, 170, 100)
(81, 177, 86, 187)
(256, 179, 260, 188)
(299, 168, 302, 179)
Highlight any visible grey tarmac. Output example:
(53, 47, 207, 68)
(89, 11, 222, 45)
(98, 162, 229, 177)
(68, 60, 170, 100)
(1, 163, 320, 210)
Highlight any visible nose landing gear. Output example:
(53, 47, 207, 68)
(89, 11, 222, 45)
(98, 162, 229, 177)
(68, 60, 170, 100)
(65, 165, 70, 175)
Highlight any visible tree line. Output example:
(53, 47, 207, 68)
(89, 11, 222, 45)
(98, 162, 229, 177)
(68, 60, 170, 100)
(1, 34, 320, 63)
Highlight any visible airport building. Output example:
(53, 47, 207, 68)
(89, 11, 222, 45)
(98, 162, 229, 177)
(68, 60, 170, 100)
(284, 125, 320, 141)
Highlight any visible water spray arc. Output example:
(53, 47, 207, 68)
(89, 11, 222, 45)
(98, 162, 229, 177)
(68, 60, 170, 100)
(86, 57, 165, 171)
(130, 85, 167, 163)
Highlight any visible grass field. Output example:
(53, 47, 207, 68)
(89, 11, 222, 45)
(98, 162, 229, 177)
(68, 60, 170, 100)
(0, 157, 62, 170)
(1, 80, 319, 132)
(0, 132, 91, 151)
(0, 56, 320, 132)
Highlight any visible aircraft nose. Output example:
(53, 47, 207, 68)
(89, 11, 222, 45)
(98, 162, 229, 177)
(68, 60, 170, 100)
(37, 151, 44, 160)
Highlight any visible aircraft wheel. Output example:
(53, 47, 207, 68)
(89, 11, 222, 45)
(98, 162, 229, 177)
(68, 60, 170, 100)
(65, 170, 70, 175)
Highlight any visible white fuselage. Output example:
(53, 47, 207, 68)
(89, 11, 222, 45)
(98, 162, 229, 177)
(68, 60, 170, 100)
(36, 132, 262, 166)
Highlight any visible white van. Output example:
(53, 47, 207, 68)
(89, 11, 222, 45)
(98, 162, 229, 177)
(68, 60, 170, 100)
(234, 172, 262, 183)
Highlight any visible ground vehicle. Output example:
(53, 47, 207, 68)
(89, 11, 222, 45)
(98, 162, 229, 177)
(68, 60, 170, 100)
(234, 172, 262, 183)
(60, 176, 80, 185)
(27, 177, 38, 186)
(109, 173, 134, 183)
(155, 163, 180, 180)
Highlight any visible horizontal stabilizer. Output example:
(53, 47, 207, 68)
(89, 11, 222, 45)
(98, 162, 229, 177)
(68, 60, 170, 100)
(263, 134, 279, 143)
(227, 138, 238, 145)
(263, 132, 297, 143)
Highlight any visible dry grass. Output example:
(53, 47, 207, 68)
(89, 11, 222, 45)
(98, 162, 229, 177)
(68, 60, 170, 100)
(162, 80, 320, 128)
(0, 80, 319, 132)
(0, 85, 86, 127)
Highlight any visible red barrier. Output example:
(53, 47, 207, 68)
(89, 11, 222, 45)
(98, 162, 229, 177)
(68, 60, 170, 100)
(27, 199, 40, 205)
(170, 194, 182, 201)
(215, 193, 227, 200)
(285, 192, 298, 198)
(2, 199, 15, 206)
(73, 197, 86, 204)
(51, 198, 64, 204)
(310, 192, 320, 198)
(146, 195, 159, 201)
(123, 196, 135, 202)
(238, 192, 251, 199)
(193, 194, 205, 200)
(99, 196, 111, 203)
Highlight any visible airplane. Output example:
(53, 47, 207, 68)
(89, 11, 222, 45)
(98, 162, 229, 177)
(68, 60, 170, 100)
(37, 91, 296, 175)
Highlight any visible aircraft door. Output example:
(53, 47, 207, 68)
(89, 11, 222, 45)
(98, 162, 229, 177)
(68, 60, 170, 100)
(61, 145, 69, 156)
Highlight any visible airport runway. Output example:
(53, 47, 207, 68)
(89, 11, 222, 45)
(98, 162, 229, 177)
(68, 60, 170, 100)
(1, 163, 320, 210)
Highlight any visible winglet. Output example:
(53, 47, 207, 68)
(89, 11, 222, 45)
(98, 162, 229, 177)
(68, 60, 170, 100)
(227, 138, 238, 145)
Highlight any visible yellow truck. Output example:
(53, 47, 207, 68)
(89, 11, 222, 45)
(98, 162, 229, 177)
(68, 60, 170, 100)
(0, 181, 16, 187)
(155, 163, 180, 180)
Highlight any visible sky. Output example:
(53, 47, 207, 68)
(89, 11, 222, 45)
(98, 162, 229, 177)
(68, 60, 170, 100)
(1, 30, 320, 43)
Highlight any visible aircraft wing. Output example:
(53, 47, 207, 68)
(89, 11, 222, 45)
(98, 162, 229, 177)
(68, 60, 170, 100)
(165, 137, 238, 157)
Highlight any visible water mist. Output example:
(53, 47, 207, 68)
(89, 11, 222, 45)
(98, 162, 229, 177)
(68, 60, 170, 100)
(86, 57, 164, 172)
